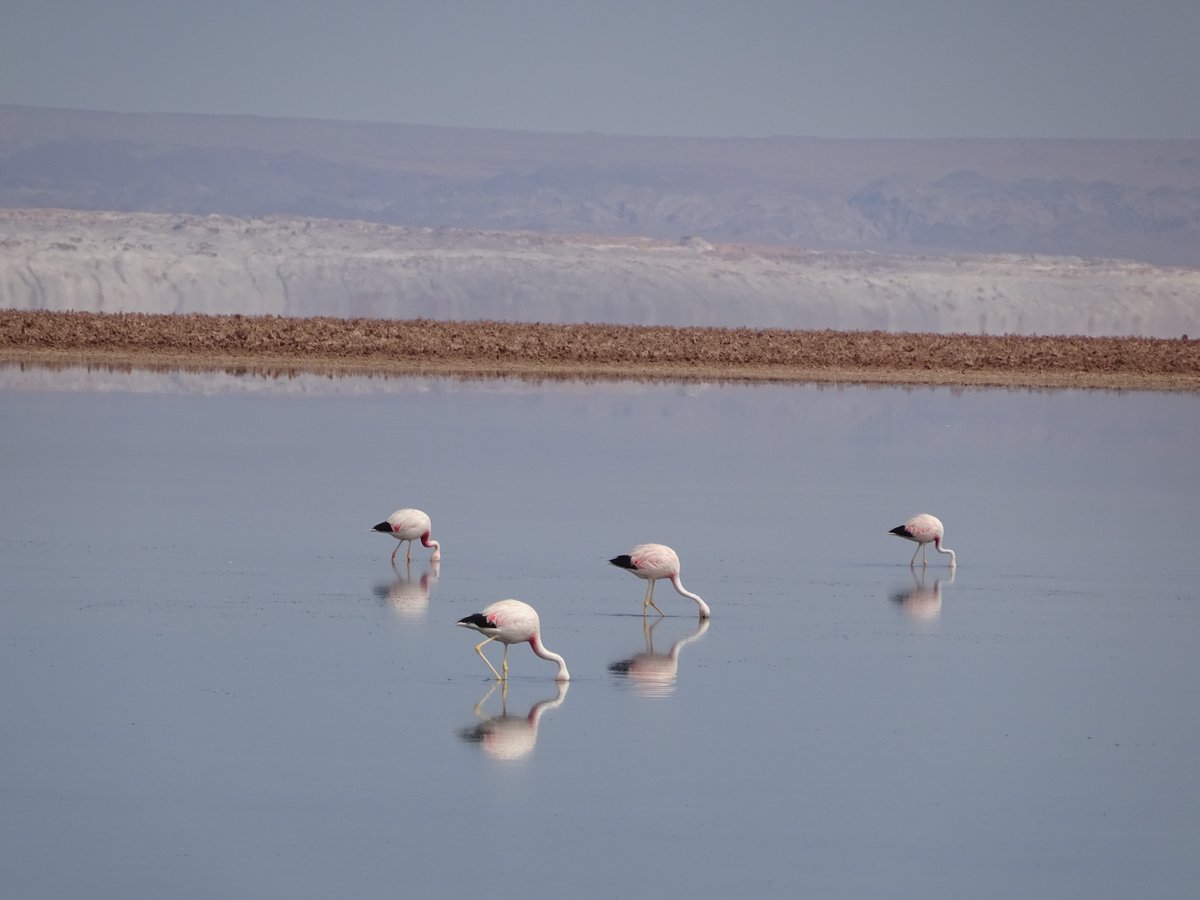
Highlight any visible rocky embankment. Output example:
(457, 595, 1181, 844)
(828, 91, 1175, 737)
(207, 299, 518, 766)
(3, 309, 1197, 391)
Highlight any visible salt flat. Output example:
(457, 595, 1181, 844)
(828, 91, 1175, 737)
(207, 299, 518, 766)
(3, 208, 1197, 337)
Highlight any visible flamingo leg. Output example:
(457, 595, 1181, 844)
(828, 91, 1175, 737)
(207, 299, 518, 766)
(391, 541, 401, 564)
(406, 540, 413, 564)
(473, 637, 503, 680)
(501, 644, 510, 680)
(645, 580, 666, 617)
(921, 544, 929, 568)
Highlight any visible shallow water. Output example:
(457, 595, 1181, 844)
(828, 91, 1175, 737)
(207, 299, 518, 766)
(2, 369, 1198, 899)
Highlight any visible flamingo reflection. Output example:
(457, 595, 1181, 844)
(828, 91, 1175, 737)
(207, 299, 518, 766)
(373, 560, 440, 619)
(457, 680, 570, 761)
(609, 617, 710, 697)
(889, 568, 954, 621)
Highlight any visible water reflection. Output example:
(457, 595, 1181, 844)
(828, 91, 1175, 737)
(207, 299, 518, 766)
(608, 617, 711, 697)
(889, 569, 954, 621)
(456, 681, 570, 762)
(373, 560, 440, 619)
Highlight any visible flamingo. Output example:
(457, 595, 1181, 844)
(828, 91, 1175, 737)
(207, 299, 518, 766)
(456, 599, 570, 682)
(609, 543, 711, 618)
(372, 508, 441, 564)
(888, 513, 957, 568)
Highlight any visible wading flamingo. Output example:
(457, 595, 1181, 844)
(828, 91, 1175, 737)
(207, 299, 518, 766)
(888, 513, 957, 568)
(372, 508, 441, 564)
(609, 543, 711, 618)
(456, 599, 570, 682)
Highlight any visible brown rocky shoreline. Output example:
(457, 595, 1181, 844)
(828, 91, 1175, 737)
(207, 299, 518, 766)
(2, 309, 1197, 391)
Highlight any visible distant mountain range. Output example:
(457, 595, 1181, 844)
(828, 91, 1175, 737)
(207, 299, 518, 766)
(3, 105, 1199, 267)
(2, 106, 1197, 338)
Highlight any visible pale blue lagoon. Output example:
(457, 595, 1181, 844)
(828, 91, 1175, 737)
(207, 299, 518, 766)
(2, 369, 1198, 899)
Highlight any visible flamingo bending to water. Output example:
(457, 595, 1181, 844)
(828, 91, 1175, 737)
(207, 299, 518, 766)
(888, 513, 957, 568)
(372, 508, 441, 564)
(456, 599, 570, 682)
(609, 543, 711, 618)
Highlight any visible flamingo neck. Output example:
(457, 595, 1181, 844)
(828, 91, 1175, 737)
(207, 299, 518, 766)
(671, 575, 712, 618)
(531, 635, 570, 681)
(934, 537, 957, 567)
(421, 532, 442, 560)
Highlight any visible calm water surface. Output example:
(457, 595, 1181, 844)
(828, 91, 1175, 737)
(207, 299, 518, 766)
(2, 369, 1198, 899)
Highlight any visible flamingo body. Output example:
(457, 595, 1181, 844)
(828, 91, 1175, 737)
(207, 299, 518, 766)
(609, 543, 711, 618)
(456, 599, 570, 682)
(372, 507, 441, 564)
(888, 513, 957, 568)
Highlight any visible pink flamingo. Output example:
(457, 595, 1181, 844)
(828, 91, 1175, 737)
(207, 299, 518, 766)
(372, 508, 441, 564)
(888, 513, 957, 568)
(609, 543, 711, 618)
(456, 599, 570, 682)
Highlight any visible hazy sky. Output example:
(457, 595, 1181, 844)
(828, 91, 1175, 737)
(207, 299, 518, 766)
(2, 0, 1197, 139)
